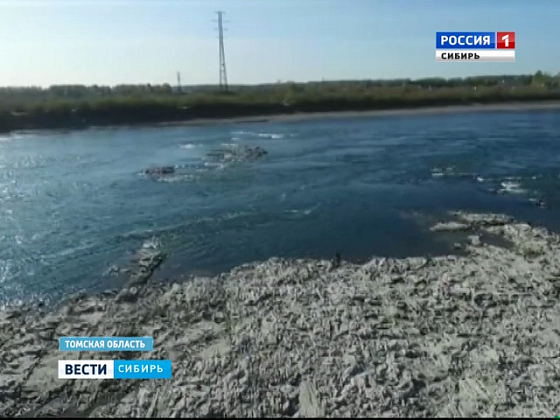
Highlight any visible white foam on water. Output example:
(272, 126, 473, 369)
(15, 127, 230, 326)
(155, 174, 197, 183)
(120, 228, 154, 240)
(203, 161, 226, 170)
(430, 166, 456, 177)
(12, 133, 38, 140)
(430, 166, 487, 183)
(180, 143, 200, 149)
(221, 210, 254, 221)
(0, 260, 12, 285)
(0, 132, 38, 143)
(231, 131, 284, 139)
(498, 180, 526, 195)
(284, 205, 318, 217)
(257, 133, 284, 139)
(193, 210, 256, 226)
(141, 237, 161, 250)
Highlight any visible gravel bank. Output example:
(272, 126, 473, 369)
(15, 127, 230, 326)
(2, 211, 560, 417)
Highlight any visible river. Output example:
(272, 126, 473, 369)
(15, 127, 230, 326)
(1, 108, 560, 306)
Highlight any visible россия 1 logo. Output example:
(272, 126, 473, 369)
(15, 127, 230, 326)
(435, 31, 515, 62)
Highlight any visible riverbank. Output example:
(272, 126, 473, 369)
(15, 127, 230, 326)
(2, 211, 560, 417)
(3, 92, 560, 134)
(158, 100, 560, 127)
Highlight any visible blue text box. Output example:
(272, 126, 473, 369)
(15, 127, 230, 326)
(59, 337, 153, 351)
(436, 32, 496, 49)
(113, 360, 172, 379)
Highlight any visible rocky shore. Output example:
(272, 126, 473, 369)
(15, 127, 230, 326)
(2, 211, 560, 417)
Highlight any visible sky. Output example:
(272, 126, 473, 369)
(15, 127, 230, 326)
(0, 0, 559, 87)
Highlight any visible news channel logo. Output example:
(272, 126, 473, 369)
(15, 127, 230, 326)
(435, 31, 515, 62)
(58, 360, 172, 379)
(58, 336, 171, 379)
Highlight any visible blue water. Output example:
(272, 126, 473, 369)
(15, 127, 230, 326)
(1, 109, 560, 306)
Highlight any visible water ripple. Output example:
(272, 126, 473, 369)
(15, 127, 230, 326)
(2, 109, 560, 305)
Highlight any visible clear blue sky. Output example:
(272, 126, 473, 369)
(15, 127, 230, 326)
(0, 0, 558, 87)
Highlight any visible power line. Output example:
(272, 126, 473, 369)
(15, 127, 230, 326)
(215, 11, 228, 92)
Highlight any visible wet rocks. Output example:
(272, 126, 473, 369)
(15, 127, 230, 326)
(451, 211, 514, 227)
(103, 240, 165, 287)
(128, 241, 165, 286)
(140, 145, 267, 183)
(529, 198, 547, 209)
(2, 212, 560, 417)
(143, 166, 175, 176)
(430, 221, 471, 232)
(206, 145, 268, 163)
(467, 234, 482, 246)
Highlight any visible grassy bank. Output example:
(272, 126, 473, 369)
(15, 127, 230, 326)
(2, 82, 560, 133)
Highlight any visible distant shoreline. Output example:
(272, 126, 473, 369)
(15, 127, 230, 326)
(159, 101, 560, 127)
(3, 100, 560, 135)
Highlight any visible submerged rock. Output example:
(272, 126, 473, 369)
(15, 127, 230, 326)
(430, 221, 471, 232)
(140, 146, 267, 183)
(529, 198, 547, 208)
(143, 166, 175, 176)
(467, 234, 482, 246)
(103, 240, 165, 286)
(206, 145, 268, 163)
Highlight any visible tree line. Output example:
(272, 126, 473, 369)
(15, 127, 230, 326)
(1, 71, 558, 102)
(1, 71, 559, 133)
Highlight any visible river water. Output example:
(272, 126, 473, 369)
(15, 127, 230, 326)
(1, 108, 560, 306)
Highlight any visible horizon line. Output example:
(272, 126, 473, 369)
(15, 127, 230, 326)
(0, 72, 548, 89)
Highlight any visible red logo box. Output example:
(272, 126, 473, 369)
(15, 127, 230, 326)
(497, 32, 515, 49)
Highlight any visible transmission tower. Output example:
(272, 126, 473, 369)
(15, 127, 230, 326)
(215, 11, 228, 92)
